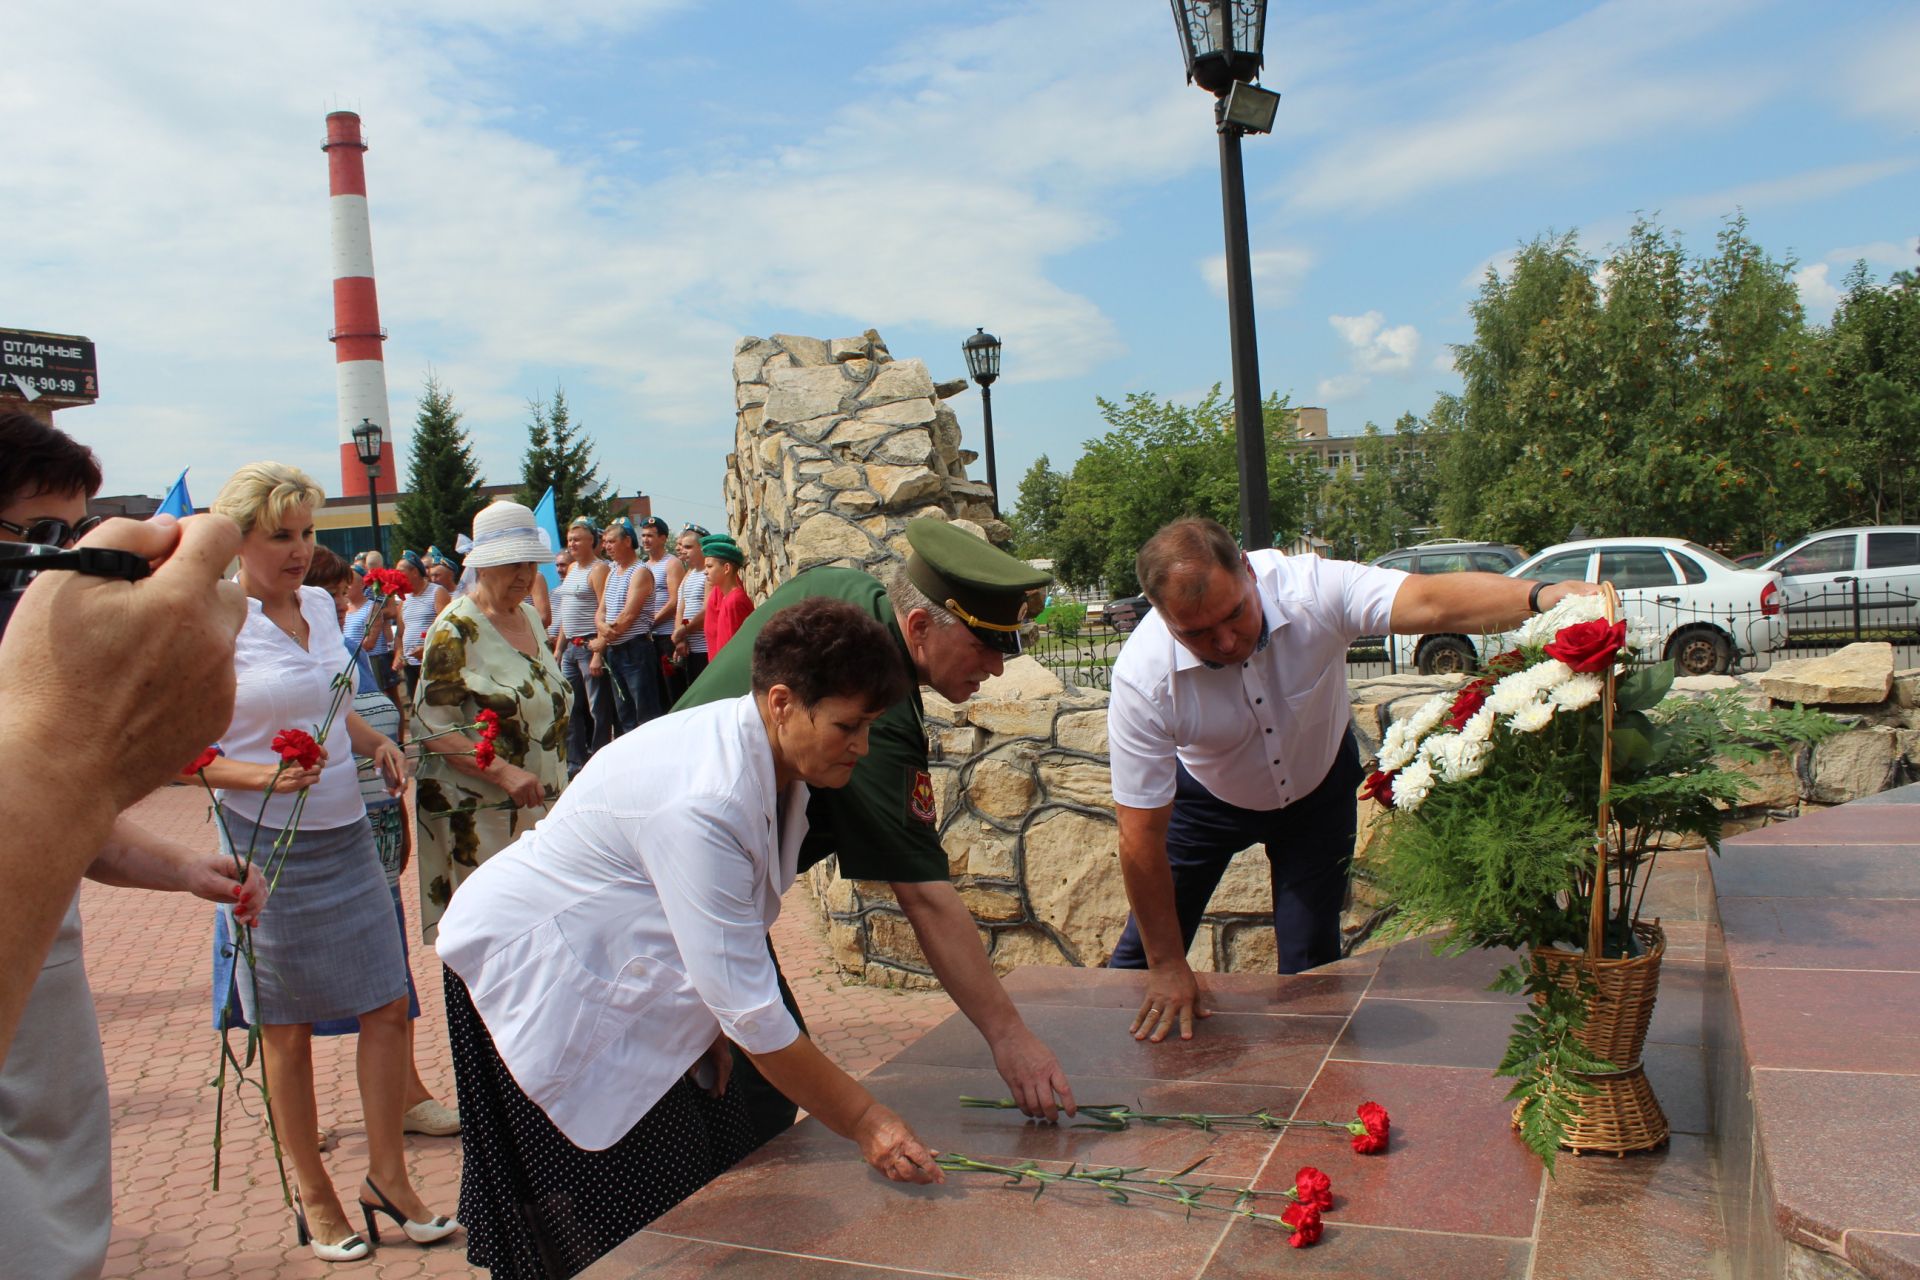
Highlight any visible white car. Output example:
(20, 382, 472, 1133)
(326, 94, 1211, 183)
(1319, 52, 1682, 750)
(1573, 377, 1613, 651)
(1759, 527, 1920, 635)
(1391, 537, 1786, 676)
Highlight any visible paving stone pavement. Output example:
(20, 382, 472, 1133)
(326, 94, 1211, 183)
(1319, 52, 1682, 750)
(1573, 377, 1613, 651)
(88, 784, 957, 1278)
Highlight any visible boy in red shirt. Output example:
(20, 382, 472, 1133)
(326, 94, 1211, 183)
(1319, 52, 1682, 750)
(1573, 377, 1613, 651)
(701, 534, 754, 656)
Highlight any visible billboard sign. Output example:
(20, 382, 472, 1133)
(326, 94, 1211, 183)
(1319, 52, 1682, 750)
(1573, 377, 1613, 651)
(1, 329, 98, 404)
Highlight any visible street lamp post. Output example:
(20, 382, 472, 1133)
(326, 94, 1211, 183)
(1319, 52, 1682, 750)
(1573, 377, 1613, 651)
(1170, 0, 1281, 551)
(351, 417, 385, 560)
(962, 327, 1003, 516)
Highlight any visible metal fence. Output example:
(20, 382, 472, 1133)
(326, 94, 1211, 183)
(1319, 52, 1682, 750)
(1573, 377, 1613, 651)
(1030, 587, 1920, 690)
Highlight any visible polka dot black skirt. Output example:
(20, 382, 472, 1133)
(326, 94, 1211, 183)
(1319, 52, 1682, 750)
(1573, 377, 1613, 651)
(444, 967, 758, 1279)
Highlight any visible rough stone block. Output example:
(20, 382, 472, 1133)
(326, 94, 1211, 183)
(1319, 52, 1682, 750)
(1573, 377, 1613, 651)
(1223, 923, 1277, 973)
(967, 757, 1037, 820)
(830, 489, 879, 516)
(1037, 758, 1111, 808)
(1055, 710, 1109, 755)
(872, 426, 936, 465)
(968, 698, 1057, 739)
(859, 359, 936, 405)
(958, 884, 1027, 923)
(1023, 808, 1126, 965)
(1723, 747, 1803, 809)
(771, 333, 832, 366)
(987, 926, 1070, 975)
(788, 512, 873, 568)
(1760, 642, 1895, 705)
(1895, 668, 1920, 709)
(950, 518, 989, 541)
(934, 377, 970, 399)
(979, 657, 1065, 700)
(861, 399, 939, 428)
(945, 820, 1018, 879)
(934, 725, 981, 759)
(1207, 846, 1272, 914)
(923, 689, 965, 726)
(1807, 727, 1901, 803)
(1187, 923, 1219, 973)
(764, 364, 851, 424)
(864, 961, 942, 991)
(930, 762, 962, 825)
(867, 464, 945, 509)
(866, 910, 928, 969)
(830, 335, 872, 362)
(827, 920, 864, 974)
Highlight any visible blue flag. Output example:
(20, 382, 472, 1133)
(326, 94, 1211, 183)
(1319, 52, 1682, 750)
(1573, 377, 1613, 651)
(533, 487, 561, 589)
(156, 469, 193, 518)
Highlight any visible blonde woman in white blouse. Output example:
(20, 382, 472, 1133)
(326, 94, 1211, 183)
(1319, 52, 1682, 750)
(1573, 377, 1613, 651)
(202, 463, 456, 1263)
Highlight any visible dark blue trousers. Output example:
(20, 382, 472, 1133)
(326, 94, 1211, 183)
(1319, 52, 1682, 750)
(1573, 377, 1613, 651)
(1108, 731, 1362, 974)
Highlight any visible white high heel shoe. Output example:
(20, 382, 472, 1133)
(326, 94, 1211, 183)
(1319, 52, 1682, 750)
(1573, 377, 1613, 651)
(358, 1177, 460, 1246)
(294, 1196, 372, 1263)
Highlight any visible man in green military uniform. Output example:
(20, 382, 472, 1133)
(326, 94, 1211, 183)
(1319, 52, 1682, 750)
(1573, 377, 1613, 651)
(679, 518, 1077, 1145)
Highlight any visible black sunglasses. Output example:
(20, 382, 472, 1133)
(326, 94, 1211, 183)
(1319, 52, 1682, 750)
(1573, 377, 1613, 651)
(0, 514, 105, 548)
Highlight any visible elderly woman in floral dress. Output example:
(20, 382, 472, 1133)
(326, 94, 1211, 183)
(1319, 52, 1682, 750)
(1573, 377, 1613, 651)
(414, 501, 572, 941)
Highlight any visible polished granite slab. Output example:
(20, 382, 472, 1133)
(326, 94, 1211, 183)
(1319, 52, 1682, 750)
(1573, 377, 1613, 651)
(585, 918, 1727, 1280)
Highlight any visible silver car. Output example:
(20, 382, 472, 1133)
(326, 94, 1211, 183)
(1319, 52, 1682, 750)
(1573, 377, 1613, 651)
(1759, 527, 1920, 635)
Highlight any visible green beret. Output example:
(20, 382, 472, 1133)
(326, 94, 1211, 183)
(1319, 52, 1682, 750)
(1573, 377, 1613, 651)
(700, 534, 745, 566)
(904, 518, 1051, 656)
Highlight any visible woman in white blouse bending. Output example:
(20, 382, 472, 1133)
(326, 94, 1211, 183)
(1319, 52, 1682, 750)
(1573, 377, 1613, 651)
(201, 464, 456, 1263)
(436, 596, 941, 1280)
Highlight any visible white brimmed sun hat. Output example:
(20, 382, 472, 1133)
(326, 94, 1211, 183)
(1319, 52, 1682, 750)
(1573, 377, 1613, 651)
(459, 500, 553, 568)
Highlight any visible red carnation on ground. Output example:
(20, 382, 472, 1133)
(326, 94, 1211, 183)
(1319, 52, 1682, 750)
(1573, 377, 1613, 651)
(1360, 770, 1395, 808)
(365, 567, 412, 600)
(473, 738, 496, 770)
(1348, 1101, 1391, 1154)
(271, 728, 321, 770)
(1280, 1201, 1323, 1248)
(1543, 618, 1626, 673)
(1293, 1166, 1333, 1212)
(181, 746, 220, 776)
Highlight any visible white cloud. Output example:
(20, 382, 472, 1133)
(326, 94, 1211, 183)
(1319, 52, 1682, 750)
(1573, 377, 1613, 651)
(1199, 247, 1315, 305)
(1842, 14, 1920, 123)
(1822, 237, 1920, 269)
(1430, 351, 1460, 376)
(1329, 311, 1421, 375)
(1669, 159, 1916, 220)
(1315, 373, 1370, 402)
(1286, 0, 1767, 214)
(1793, 264, 1844, 317)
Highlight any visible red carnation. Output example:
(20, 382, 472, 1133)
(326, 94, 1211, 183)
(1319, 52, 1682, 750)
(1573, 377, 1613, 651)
(473, 738, 496, 770)
(181, 746, 220, 776)
(271, 728, 321, 770)
(365, 567, 412, 600)
(1348, 1101, 1391, 1154)
(1280, 1201, 1323, 1248)
(475, 708, 501, 741)
(1360, 770, 1395, 808)
(1446, 683, 1488, 731)
(1543, 618, 1627, 673)
(1293, 1166, 1333, 1212)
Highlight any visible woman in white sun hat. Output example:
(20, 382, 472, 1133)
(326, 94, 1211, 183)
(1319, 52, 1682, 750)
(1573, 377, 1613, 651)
(413, 500, 573, 941)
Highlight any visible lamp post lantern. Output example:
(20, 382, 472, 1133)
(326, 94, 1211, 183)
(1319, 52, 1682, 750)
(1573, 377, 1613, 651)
(1170, 0, 1280, 551)
(962, 327, 1003, 516)
(351, 417, 385, 560)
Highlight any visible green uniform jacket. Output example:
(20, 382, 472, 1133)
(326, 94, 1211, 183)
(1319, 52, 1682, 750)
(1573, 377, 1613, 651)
(675, 568, 948, 883)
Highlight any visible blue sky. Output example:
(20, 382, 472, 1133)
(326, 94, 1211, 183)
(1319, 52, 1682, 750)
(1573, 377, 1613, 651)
(6, 0, 1916, 529)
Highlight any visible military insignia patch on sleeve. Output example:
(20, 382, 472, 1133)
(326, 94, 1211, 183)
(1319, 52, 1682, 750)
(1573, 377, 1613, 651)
(909, 770, 937, 825)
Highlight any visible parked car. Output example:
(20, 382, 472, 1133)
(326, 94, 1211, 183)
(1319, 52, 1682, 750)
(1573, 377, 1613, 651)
(1391, 537, 1786, 676)
(1371, 538, 1526, 575)
(1758, 527, 1920, 635)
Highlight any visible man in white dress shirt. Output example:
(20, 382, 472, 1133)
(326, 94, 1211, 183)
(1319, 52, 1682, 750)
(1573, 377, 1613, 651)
(1106, 517, 1592, 1043)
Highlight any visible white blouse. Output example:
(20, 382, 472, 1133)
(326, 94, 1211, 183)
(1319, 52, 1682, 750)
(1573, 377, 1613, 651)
(436, 694, 808, 1150)
(216, 585, 367, 831)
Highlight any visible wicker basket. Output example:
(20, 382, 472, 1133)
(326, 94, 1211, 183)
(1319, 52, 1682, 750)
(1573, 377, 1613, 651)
(1512, 583, 1671, 1156)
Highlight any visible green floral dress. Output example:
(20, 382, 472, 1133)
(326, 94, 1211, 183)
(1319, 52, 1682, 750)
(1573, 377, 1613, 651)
(413, 595, 571, 941)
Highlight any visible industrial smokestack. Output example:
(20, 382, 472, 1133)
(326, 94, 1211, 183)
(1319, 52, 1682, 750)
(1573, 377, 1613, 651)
(322, 111, 395, 498)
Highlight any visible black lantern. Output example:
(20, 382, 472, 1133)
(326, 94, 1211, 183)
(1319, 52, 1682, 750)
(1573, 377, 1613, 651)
(351, 417, 385, 560)
(962, 329, 1003, 516)
(1171, 0, 1277, 551)
(1170, 0, 1267, 96)
(351, 417, 384, 468)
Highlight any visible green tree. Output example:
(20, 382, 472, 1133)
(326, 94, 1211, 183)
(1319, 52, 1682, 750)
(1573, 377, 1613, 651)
(516, 387, 621, 526)
(1820, 258, 1920, 523)
(1049, 386, 1317, 593)
(1006, 454, 1067, 560)
(391, 373, 487, 558)
(1312, 426, 1404, 560)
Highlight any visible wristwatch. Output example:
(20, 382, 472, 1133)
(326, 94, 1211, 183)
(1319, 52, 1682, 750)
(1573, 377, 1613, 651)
(1527, 581, 1547, 615)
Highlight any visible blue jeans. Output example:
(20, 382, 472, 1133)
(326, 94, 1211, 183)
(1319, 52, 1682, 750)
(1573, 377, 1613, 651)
(559, 641, 612, 776)
(1108, 731, 1363, 974)
(604, 636, 664, 736)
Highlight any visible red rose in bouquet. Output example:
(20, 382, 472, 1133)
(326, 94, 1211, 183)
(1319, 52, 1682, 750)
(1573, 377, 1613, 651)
(1543, 618, 1626, 673)
(1446, 680, 1491, 731)
(1361, 770, 1395, 808)
(271, 728, 321, 770)
(1281, 1201, 1323, 1248)
(1293, 1165, 1333, 1212)
(1348, 1101, 1391, 1153)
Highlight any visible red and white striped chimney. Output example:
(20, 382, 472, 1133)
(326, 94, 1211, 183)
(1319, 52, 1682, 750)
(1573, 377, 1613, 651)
(323, 111, 395, 498)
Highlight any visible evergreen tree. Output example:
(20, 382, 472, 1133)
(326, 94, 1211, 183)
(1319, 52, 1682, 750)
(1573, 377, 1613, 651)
(392, 374, 487, 559)
(516, 388, 621, 526)
(1006, 454, 1067, 561)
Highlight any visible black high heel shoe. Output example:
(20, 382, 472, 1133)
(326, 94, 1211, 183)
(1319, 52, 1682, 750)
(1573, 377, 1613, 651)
(293, 1195, 371, 1262)
(358, 1177, 459, 1246)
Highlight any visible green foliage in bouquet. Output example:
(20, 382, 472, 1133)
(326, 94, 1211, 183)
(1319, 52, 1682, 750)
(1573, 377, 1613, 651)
(1360, 596, 1843, 1165)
